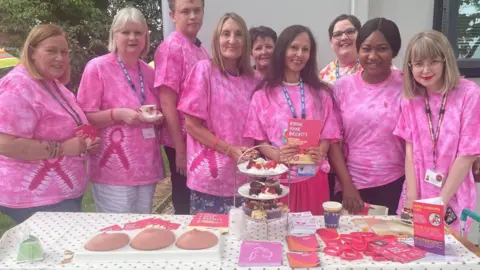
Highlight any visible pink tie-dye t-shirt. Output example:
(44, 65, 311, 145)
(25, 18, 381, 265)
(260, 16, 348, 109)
(77, 53, 164, 186)
(178, 60, 258, 197)
(0, 66, 88, 208)
(333, 70, 405, 191)
(154, 31, 209, 147)
(394, 79, 480, 232)
(243, 84, 342, 183)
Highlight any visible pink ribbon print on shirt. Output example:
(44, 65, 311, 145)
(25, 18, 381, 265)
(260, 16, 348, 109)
(29, 157, 73, 190)
(189, 147, 219, 178)
(99, 128, 130, 169)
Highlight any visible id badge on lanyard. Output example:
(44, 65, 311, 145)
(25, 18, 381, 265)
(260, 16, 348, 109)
(423, 91, 448, 188)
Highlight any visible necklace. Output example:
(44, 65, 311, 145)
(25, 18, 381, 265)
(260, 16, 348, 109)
(282, 80, 301, 86)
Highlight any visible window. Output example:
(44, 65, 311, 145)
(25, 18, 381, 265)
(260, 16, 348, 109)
(433, 0, 480, 77)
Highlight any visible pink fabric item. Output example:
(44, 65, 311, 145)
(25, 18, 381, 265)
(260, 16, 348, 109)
(243, 84, 342, 183)
(278, 170, 330, 215)
(333, 70, 405, 191)
(154, 31, 209, 147)
(76, 53, 164, 186)
(394, 79, 480, 232)
(0, 66, 88, 208)
(178, 60, 258, 197)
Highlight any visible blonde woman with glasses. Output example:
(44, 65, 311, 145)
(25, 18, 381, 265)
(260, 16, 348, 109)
(0, 24, 99, 223)
(395, 30, 480, 233)
(178, 13, 258, 214)
(76, 7, 165, 214)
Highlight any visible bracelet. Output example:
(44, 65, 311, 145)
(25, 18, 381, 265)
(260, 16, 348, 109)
(110, 109, 116, 123)
(46, 141, 60, 158)
(212, 136, 220, 150)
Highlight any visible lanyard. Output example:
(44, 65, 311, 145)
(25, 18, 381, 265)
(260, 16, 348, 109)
(335, 59, 360, 80)
(281, 80, 306, 119)
(425, 91, 448, 170)
(41, 80, 83, 126)
(115, 54, 146, 104)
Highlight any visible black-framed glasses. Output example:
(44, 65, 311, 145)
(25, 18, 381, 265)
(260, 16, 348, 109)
(332, 28, 357, 40)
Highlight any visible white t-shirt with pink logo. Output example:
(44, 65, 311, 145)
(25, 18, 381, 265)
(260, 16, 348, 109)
(154, 31, 209, 148)
(333, 70, 405, 191)
(243, 83, 342, 183)
(394, 79, 480, 231)
(77, 53, 164, 186)
(0, 66, 89, 208)
(178, 60, 258, 197)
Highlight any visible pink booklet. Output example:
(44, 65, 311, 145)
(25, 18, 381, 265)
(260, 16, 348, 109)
(238, 241, 283, 267)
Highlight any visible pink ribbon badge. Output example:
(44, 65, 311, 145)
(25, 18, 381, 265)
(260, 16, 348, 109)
(99, 128, 130, 169)
(29, 157, 73, 190)
(189, 147, 218, 178)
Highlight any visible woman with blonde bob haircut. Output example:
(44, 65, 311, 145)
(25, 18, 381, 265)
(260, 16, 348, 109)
(178, 12, 258, 214)
(394, 30, 480, 233)
(77, 7, 165, 214)
(0, 24, 99, 224)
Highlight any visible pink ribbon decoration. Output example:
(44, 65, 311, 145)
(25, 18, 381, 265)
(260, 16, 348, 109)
(99, 128, 130, 169)
(29, 157, 73, 190)
(189, 147, 219, 178)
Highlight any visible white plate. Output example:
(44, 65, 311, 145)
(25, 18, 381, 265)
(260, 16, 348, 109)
(237, 183, 290, 200)
(73, 229, 222, 263)
(237, 158, 289, 177)
(142, 113, 163, 122)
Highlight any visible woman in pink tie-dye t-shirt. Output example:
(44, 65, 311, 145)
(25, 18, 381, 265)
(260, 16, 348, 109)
(0, 25, 98, 224)
(178, 13, 257, 214)
(77, 7, 164, 214)
(395, 31, 480, 233)
(329, 18, 405, 215)
(244, 25, 342, 215)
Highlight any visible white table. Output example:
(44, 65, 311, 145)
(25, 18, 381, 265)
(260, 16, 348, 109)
(0, 212, 479, 270)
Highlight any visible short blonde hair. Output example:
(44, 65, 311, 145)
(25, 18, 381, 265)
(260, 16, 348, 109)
(211, 13, 253, 76)
(403, 30, 460, 98)
(19, 24, 70, 84)
(108, 7, 150, 57)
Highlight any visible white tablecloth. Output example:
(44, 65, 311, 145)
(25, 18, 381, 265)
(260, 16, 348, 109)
(0, 212, 479, 270)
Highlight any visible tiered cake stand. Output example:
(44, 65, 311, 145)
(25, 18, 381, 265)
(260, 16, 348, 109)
(233, 145, 292, 240)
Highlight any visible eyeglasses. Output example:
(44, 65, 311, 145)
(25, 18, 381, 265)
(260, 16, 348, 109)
(409, 59, 445, 71)
(332, 28, 357, 40)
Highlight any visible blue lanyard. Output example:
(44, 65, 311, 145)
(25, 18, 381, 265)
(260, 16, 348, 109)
(281, 80, 306, 119)
(116, 54, 146, 104)
(335, 59, 360, 79)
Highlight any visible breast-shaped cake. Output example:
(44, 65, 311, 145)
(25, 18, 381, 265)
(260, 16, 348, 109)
(176, 229, 219, 250)
(130, 228, 175, 251)
(84, 232, 130, 251)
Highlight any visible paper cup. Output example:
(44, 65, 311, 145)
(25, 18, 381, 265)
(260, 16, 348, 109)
(323, 201, 342, 228)
(140, 105, 157, 117)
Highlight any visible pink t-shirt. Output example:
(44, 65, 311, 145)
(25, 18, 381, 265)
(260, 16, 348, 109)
(243, 83, 342, 183)
(77, 53, 164, 186)
(178, 60, 258, 196)
(0, 66, 88, 208)
(394, 79, 480, 232)
(333, 70, 405, 191)
(154, 31, 209, 148)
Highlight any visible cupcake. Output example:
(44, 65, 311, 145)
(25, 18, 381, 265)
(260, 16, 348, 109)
(265, 178, 280, 188)
(249, 181, 264, 196)
(266, 208, 281, 219)
(251, 209, 267, 220)
(243, 199, 260, 217)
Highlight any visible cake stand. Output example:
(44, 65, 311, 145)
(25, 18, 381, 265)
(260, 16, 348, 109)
(232, 145, 292, 240)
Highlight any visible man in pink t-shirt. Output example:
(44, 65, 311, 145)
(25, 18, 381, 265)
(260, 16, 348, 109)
(154, 0, 209, 214)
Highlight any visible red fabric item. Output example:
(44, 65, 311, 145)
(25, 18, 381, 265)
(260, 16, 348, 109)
(279, 171, 329, 215)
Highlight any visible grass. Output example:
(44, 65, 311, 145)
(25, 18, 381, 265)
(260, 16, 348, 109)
(0, 147, 170, 237)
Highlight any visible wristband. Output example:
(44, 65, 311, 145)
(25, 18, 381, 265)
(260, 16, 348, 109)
(212, 136, 220, 150)
(110, 109, 116, 122)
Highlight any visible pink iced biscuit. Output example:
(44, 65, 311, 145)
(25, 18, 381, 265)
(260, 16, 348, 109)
(394, 79, 480, 232)
(76, 53, 164, 186)
(178, 60, 258, 196)
(333, 70, 405, 191)
(0, 66, 88, 208)
(154, 31, 209, 147)
(243, 84, 342, 183)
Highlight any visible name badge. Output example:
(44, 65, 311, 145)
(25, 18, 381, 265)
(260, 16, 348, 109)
(142, 128, 156, 139)
(424, 169, 444, 187)
(298, 164, 316, 177)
